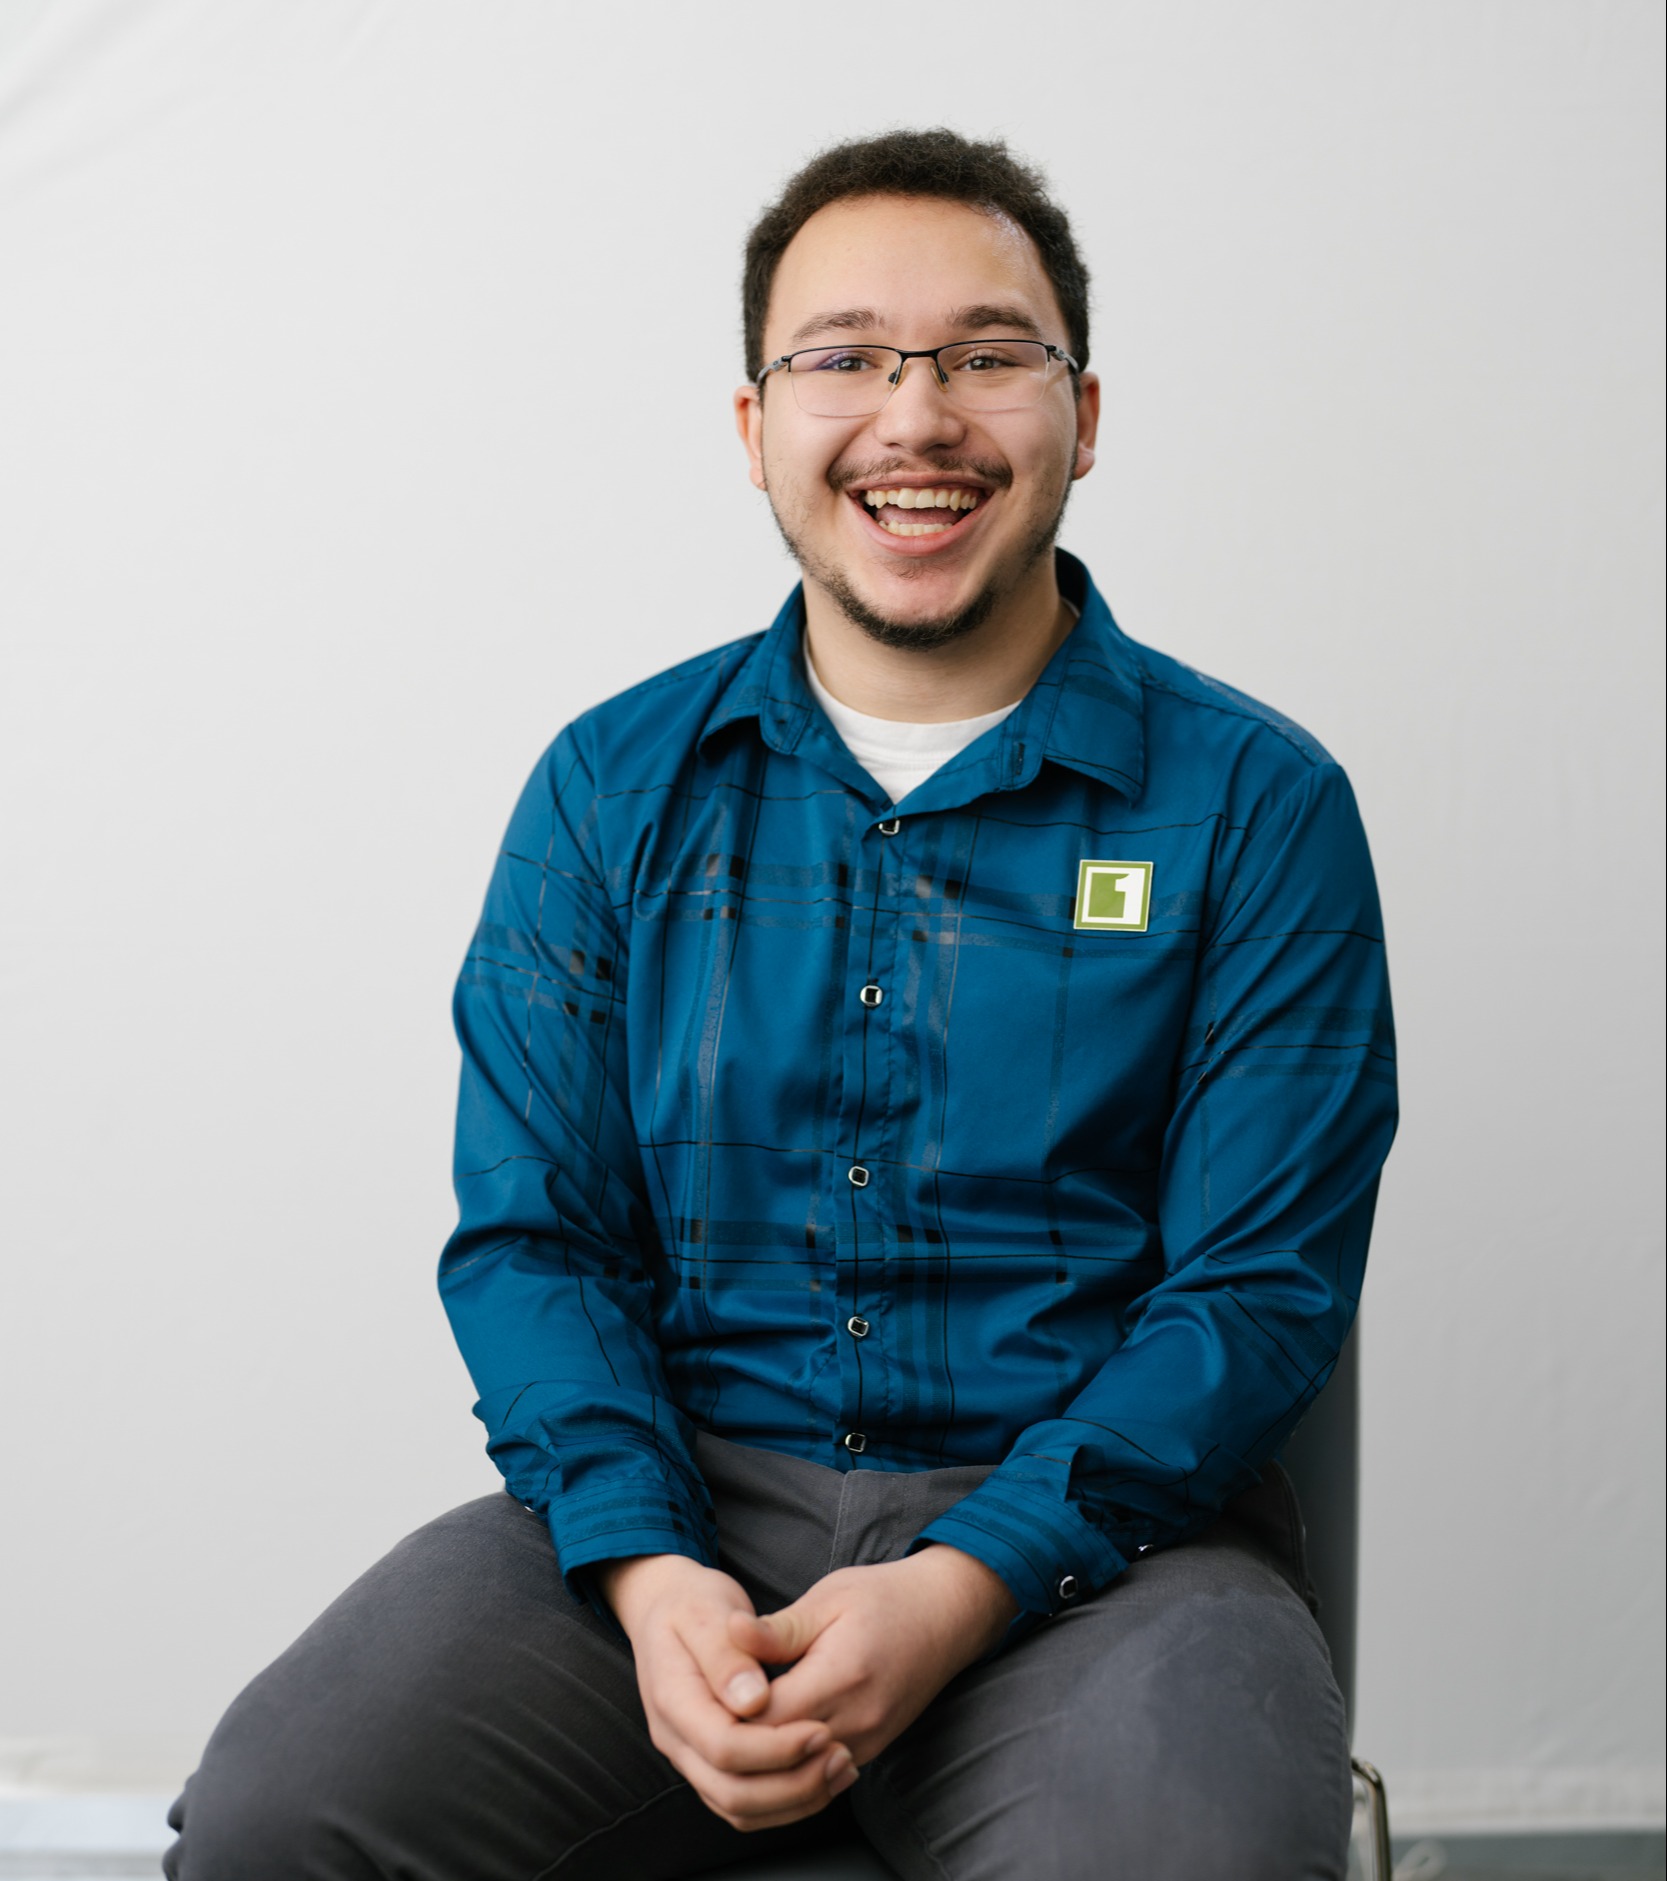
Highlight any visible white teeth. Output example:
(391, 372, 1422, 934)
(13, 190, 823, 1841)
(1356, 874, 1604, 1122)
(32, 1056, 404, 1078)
(877, 516, 954, 536)
(860, 487, 982, 512)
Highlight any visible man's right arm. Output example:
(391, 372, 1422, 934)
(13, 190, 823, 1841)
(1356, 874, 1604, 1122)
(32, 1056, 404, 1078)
(439, 728, 715, 1606)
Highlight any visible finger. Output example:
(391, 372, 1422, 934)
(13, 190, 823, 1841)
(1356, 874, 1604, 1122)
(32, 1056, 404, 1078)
(675, 1608, 773, 1716)
(671, 1691, 834, 1775)
(729, 1599, 826, 1666)
(684, 1739, 860, 1831)
(755, 1655, 852, 1734)
(652, 1651, 831, 1770)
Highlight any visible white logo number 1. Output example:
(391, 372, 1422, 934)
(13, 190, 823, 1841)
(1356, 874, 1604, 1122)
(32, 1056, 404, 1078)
(1103, 870, 1144, 921)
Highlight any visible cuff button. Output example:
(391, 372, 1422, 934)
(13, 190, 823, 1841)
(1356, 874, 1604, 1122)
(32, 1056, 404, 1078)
(1057, 1574, 1080, 1601)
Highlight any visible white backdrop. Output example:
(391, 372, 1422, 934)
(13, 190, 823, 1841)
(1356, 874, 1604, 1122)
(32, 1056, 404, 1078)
(2, 0, 1662, 1836)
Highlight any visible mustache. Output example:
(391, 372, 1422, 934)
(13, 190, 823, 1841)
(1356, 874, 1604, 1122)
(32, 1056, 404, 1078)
(828, 457, 1013, 495)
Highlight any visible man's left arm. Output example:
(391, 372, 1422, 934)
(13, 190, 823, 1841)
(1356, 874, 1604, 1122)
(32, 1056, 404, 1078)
(912, 758, 1398, 1644)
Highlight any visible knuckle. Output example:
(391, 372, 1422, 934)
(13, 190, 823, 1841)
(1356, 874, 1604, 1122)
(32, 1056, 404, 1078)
(689, 1731, 726, 1771)
(708, 1778, 749, 1819)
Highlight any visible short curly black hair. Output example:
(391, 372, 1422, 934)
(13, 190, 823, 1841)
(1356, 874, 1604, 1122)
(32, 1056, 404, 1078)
(742, 127, 1090, 382)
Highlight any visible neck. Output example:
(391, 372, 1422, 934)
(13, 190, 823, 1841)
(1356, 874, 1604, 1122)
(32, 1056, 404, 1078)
(801, 556, 1074, 722)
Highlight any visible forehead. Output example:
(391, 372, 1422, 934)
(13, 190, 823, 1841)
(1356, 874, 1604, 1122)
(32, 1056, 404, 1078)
(766, 194, 1066, 349)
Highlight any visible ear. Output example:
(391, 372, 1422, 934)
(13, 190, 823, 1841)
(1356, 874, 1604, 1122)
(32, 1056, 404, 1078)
(1071, 371, 1101, 480)
(734, 383, 767, 491)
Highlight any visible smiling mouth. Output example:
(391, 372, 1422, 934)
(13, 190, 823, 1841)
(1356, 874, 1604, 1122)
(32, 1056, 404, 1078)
(854, 486, 984, 538)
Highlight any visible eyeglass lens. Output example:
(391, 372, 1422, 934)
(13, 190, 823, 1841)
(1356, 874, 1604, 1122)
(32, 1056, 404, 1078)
(785, 341, 1057, 416)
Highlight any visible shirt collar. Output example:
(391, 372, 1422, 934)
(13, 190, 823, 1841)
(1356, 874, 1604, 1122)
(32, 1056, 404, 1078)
(698, 549, 1147, 807)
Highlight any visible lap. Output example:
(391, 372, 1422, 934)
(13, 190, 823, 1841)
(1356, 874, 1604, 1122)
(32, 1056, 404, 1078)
(165, 1461, 1348, 1881)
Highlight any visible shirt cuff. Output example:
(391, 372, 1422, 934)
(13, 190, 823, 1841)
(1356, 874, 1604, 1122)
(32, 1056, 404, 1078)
(539, 1481, 719, 1631)
(909, 1473, 1130, 1655)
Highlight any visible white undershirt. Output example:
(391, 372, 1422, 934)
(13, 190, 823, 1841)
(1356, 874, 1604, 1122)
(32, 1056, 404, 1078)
(802, 604, 1077, 806)
(804, 645, 1019, 806)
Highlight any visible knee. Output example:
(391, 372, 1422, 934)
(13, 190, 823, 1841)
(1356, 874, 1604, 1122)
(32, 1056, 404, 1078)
(1049, 1736, 1350, 1881)
(163, 1674, 400, 1881)
(164, 1498, 538, 1879)
(1116, 1773, 1351, 1881)
(1053, 1599, 1353, 1880)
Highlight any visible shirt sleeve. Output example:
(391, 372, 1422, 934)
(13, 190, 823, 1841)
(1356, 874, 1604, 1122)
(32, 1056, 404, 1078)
(438, 728, 718, 1612)
(912, 759, 1398, 1648)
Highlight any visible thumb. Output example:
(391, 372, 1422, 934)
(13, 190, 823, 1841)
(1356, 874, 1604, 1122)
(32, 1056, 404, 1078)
(678, 1610, 772, 1718)
(729, 1597, 824, 1665)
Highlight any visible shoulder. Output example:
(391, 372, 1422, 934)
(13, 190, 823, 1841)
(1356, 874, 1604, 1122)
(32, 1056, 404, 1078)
(1124, 632, 1344, 812)
(1133, 636, 1335, 769)
(546, 632, 766, 799)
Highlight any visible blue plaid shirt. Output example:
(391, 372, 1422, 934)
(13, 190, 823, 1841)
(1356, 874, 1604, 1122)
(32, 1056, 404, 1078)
(440, 551, 1397, 1639)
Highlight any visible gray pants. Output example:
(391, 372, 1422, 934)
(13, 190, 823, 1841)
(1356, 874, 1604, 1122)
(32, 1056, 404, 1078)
(163, 1435, 1350, 1880)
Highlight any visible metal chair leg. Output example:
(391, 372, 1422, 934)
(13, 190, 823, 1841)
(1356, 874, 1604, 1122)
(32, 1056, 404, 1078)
(1351, 1757, 1392, 1880)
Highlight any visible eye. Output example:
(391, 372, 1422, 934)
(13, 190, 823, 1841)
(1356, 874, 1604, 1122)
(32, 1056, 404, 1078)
(797, 347, 887, 374)
(955, 346, 1028, 372)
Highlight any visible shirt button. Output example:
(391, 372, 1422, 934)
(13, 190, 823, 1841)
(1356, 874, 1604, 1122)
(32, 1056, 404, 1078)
(859, 982, 884, 1008)
(876, 817, 902, 835)
(842, 1431, 868, 1453)
(847, 1164, 870, 1187)
(846, 1314, 870, 1338)
(1057, 1574, 1080, 1601)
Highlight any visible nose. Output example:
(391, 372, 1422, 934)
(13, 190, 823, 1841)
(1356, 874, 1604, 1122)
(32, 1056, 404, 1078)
(874, 355, 968, 455)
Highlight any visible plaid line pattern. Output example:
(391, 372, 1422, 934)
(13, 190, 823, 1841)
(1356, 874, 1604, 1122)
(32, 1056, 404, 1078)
(439, 551, 1398, 1639)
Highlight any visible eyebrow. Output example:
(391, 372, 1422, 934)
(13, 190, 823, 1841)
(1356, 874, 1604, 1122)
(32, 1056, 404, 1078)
(945, 303, 1045, 340)
(788, 308, 884, 344)
(787, 302, 1048, 346)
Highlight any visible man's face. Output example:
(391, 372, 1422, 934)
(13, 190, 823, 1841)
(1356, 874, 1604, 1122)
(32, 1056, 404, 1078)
(735, 193, 1099, 650)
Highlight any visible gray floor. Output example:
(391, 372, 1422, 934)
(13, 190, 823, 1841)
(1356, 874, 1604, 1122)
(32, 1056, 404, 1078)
(0, 1802, 1660, 1881)
(0, 1865, 162, 1881)
(1384, 1834, 1666, 1881)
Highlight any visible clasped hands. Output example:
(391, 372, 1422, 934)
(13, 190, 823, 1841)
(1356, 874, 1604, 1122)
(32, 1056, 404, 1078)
(597, 1545, 1019, 1833)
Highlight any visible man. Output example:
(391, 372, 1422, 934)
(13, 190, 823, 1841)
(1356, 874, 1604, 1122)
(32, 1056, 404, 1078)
(165, 130, 1396, 1881)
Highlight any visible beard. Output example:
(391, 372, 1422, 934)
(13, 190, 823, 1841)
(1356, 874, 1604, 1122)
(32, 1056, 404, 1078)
(764, 451, 1078, 653)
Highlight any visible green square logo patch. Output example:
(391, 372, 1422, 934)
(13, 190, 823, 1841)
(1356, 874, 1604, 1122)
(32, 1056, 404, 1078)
(1073, 859, 1154, 933)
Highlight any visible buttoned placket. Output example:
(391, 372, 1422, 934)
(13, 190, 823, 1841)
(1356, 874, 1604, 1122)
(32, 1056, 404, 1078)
(773, 625, 1061, 1472)
(834, 807, 907, 1463)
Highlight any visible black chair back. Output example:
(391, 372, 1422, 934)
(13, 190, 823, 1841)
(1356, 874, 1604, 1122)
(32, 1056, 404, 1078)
(1279, 1321, 1361, 1738)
